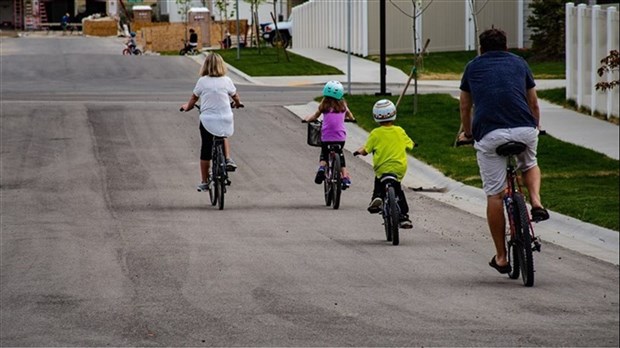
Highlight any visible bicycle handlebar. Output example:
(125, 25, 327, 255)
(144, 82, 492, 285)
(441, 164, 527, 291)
(301, 119, 357, 123)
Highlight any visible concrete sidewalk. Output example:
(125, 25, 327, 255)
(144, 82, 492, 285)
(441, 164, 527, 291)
(211, 47, 619, 265)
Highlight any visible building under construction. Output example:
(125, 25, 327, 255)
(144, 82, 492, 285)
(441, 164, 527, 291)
(3, 0, 107, 29)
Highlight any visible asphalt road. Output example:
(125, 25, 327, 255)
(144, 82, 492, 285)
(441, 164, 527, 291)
(1, 35, 618, 347)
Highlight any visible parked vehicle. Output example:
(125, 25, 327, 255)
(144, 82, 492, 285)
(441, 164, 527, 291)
(261, 20, 292, 48)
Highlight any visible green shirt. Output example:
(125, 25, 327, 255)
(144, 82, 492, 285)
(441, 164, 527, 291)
(364, 125, 414, 180)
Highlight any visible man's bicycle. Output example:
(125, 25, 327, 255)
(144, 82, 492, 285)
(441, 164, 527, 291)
(496, 141, 542, 287)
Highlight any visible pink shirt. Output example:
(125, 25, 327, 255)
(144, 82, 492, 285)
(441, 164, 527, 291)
(321, 109, 347, 142)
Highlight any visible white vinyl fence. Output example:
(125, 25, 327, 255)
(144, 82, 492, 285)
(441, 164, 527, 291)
(291, 0, 369, 56)
(566, 3, 619, 119)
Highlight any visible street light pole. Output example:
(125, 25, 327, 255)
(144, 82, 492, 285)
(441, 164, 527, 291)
(377, 0, 390, 96)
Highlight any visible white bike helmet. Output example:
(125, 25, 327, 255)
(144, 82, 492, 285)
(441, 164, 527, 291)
(372, 99, 397, 123)
(322, 80, 344, 100)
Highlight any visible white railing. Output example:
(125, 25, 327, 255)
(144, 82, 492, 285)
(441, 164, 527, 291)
(566, 3, 619, 119)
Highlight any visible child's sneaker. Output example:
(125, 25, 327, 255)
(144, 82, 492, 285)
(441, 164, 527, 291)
(314, 166, 326, 184)
(342, 177, 351, 190)
(399, 214, 413, 229)
(226, 158, 237, 171)
(196, 180, 211, 192)
(367, 197, 382, 214)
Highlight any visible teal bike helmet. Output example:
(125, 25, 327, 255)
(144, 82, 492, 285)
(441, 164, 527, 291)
(372, 99, 397, 123)
(322, 80, 344, 100)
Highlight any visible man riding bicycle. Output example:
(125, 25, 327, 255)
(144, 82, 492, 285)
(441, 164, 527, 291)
(458, 28, 549, 274)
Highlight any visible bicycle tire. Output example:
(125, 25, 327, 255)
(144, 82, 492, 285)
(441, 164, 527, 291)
(134, 49, 142, 55)
(383, 200, 392, 242)
(215, 147, 226, 210)
(208, 180, 217, 206)
(331, 155, 342, 210)
(324, 165, 332, 207)
(217, 177, 225, 210)
(122, 48, 130, 55)
(388, 186, 400, 245)
(179, 48, 187, 55)
(513, 192, 534, 286)
(507, 238, 520, 280)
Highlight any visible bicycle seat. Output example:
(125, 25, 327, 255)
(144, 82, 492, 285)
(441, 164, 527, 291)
(496, 141, 527, 156)
(327, 144, 342, 151)
(379, 173, 398, 182)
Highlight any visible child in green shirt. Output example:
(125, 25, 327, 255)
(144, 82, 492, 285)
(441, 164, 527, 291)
(354, 99, 414, 229)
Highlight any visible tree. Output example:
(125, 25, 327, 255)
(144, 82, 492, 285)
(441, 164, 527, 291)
(595, 50, 620, 91)
(527, 0, 572, 60)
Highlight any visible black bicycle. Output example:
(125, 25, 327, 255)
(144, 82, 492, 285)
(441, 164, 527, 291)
(181, 103, 243, 210)
(497, 141, 542, 287)
(378, 174, 401, 245)
(208, 135, 229, 210)
(323, 143, 344, 209)
(303, 119, 355, 210)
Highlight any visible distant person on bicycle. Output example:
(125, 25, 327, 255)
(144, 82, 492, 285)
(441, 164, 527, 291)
(304, 80, 356, 189)
(457, 28, 549, 273)
(187, 28, 198, 51)
(127, 32, 138, 54)
(180, 52, 242, 192)
(354, 99, 413, 229)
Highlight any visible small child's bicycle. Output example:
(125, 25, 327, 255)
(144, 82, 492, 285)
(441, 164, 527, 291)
(303, 119, 355, 210)
(496, 141, 542, 287)
(378, 173, 402, 245)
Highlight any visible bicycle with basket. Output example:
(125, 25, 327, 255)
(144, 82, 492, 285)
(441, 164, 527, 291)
(304, 119, 355, 210)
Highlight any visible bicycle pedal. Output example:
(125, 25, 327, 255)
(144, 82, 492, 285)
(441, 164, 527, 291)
(225, 179, 232, 186)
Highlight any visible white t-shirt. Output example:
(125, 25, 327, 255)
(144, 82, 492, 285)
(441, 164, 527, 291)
(192, 76, 237, 137)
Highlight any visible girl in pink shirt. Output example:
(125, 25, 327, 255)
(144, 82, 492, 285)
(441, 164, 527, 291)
(304, 81, 356, 188)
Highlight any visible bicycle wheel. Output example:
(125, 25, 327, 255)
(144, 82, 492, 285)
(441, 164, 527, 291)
(507, 236, 520, 280)
(217, 177, 225, 210)
(387, 186, 400, 245)
(210, 165, 219, 206)
(216, 150, 226, 210)
(513, 192, 534, 286)
(324, 166, 332, 207)
(331, 156, 342, 210)
(122, 48, 130, 55)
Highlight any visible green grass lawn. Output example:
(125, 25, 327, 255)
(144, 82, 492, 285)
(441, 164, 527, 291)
(368, 49, 565, 80)
(344, 94, 619, 231)
(217, 47, 343, 76)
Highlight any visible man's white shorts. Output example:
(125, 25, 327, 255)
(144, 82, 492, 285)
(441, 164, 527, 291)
(474, 127, 539, 196)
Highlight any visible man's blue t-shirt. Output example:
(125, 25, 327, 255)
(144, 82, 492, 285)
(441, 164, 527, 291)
(459, 51, 537, 141)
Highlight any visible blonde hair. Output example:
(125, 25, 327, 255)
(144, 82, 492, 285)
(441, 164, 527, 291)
(200, 52, 228, 77)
